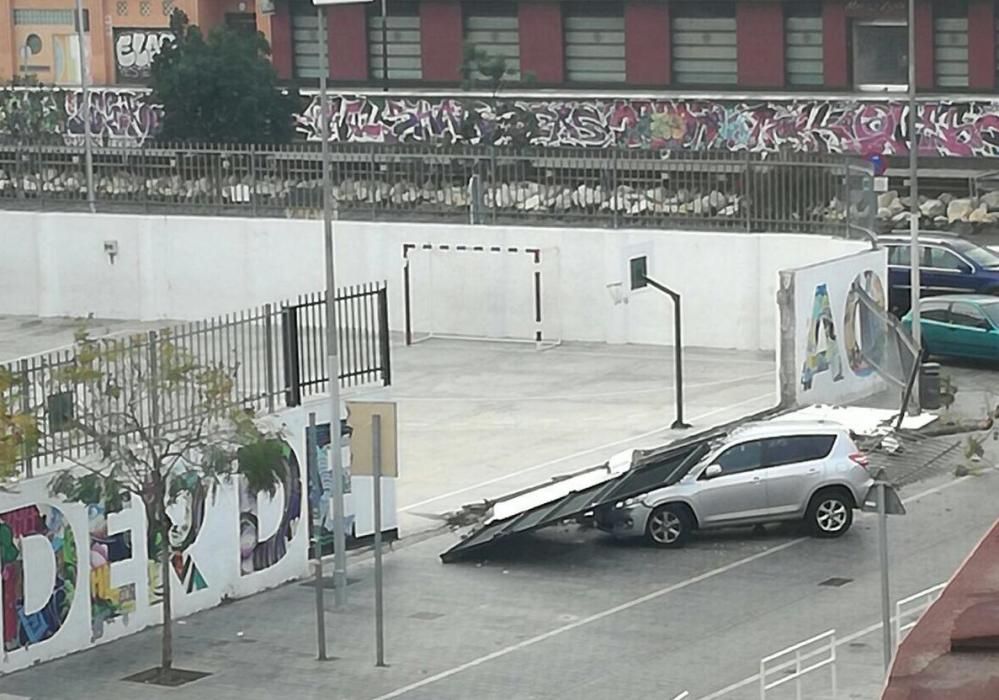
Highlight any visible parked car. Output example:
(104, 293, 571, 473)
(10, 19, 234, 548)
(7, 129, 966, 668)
(881, 233, 999, 315)
(901, 294, 999, 362)
(594, 422, 873, 547)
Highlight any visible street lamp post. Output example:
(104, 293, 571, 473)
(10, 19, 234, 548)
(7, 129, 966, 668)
(313, 0, 376, 610)
(641, 274, 691, 431)
(73, 0, 96, 213)
(907, 0, 921, 412)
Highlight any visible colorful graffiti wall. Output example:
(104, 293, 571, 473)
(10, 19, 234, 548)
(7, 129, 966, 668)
(0, 405, 316, 676)
(5, 87, 999, 157)
(783, 248, 890, 406)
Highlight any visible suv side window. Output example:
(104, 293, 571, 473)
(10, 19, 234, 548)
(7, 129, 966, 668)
(926, 247, 967, 272)
(887, 245, 910, 266)
(950, 302, 992, 330)
(714, 440, 764, 475)
(762, 435, 836, 468)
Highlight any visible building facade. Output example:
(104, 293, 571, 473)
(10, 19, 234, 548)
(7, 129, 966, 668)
(2, 0, 994, 93)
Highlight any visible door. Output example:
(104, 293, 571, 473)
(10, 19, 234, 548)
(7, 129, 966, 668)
(918, 299, 953, 355)
(921, 246, 975, 296)
(948, 302, 996, 358)
(693, 439, 770, 525)
(761, 435, 837, 517)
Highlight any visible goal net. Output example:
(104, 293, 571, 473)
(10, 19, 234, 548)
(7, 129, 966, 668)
(403, 244, 562, 349)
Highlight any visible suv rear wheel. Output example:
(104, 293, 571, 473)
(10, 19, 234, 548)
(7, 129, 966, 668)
(806, 489, 853, 538)
(646, 504, 692, 548)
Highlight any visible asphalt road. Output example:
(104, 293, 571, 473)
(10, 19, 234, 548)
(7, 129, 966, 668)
(4, 464, 997, 700)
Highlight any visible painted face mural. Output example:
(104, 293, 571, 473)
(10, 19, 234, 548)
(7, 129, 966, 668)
(843, 271, 888, 377)
(239, 439, 302, 575)
(1, 505, 77, 652)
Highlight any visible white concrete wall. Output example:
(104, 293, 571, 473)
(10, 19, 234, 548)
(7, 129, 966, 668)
(0, 397, 397, 675)
(0, 211, 867, 351)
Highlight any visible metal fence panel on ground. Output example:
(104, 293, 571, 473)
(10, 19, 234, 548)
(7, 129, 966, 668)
(3, 283, 390, 479)
(0, 142, 875, 236)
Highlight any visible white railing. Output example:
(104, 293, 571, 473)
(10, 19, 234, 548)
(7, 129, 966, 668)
(894, 582, 947, 649)
(759, 629, 837, 700)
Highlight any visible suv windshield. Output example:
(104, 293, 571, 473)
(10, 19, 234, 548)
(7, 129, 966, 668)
(950, 239, 999, 268)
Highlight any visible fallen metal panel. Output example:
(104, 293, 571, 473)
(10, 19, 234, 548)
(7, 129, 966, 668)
(440, 438, 715, 563)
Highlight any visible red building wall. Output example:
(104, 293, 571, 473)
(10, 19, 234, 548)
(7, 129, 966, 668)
(519, 2, 564, 83)
(736, 1, 784, 88)
(329, 3, 368, 80)
(420, 0, 463, 81)
(624, 1, 670, 85)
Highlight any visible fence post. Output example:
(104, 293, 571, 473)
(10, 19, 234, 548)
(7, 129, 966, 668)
(281, 305, 302, 407)
(264, 303, 276, 413)
(490, 146, 498, 225)
(744, 150, 753, 232)
(250, 144, 258, 218)
(19, 358, 33, 480)
(611, 149, 619, 230)
(377, 286, 391, 386)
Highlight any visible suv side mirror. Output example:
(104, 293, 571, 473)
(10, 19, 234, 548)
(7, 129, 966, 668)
(703, 464, 723, 479)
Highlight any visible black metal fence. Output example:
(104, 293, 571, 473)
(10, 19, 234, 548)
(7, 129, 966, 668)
(4, 283, 390, 479)
(0, 141, 875, 235)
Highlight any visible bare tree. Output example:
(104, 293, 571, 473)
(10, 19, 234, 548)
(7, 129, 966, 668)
(49, 329, 285, 682)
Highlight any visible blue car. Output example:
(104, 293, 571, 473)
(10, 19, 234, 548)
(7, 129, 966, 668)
(901, 295, 999, 362)
(881, 234, 999, 315)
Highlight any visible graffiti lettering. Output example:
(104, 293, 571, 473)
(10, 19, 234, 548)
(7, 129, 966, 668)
(114, 29, 175, 82)
(88, 501, 136, 641)
(1, 505, 77, 653)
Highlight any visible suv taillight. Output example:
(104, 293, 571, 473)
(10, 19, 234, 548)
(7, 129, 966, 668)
(849, 452, 870, 469)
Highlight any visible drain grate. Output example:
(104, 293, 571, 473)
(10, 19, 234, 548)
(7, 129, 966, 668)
(300, 577, 361, 590)
(123, 668, 211, 687)
(819, 577, 854, 587)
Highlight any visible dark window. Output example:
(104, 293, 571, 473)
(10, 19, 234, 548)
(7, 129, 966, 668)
(926, 247, 967, 271)
(951, 302, 992, 330)
(853, 21, 907, 88)
(921, 301, 950, 322)
(563, 2, 625, 83)
(762, 435, 836, 467)
(368, 1, 422, 81)
(785, 1, 823, 87)
(934, 0, 968, 88)
(225, 13, 257, 34)
(715, 439, 764, 475)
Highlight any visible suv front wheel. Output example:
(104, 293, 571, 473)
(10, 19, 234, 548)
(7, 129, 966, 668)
(806, 489, 853, 538)
(645, 504, 693, 548)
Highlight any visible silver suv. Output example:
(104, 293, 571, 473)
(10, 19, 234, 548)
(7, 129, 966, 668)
(594, 421, 874, 547)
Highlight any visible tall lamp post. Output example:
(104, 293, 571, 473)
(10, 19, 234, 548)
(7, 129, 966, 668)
(907, 0, 921, 412)
(312, 0, 375, 608)
(73, 0, 96, 213)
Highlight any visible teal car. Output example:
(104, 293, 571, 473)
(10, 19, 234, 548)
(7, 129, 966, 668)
(901, 295, 999, 362)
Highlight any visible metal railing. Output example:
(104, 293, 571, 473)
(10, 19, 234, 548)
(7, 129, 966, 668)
(5, 283, 390, 479)
(759, 629, 837, 700)
(894, 582, 946, 649)
(0, 141, 875, 235)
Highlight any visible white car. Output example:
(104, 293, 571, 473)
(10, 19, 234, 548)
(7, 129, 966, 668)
(594, 421, 874, 547)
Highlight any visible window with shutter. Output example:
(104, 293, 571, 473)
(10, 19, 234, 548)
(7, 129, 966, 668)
(671, 1, 737, 86)
(934, 1, 968, 88)
(290, 2, 322, 80)
(463, 2, 520, 80)
(785, 1, 823, 87)
(368, 2, 422, 81)
(563, 2, 625, 83)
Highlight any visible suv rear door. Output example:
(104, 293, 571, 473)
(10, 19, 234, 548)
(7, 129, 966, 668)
(760, 434, 837, 517)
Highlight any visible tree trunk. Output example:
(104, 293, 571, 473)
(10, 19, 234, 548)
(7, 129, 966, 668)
(159, 500, 174, 677)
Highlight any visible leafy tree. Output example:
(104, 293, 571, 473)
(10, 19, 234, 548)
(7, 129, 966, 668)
(0, 366, 39, 483)
(149, 10, 298, 143)
(0, 77, 64, 144)
(460, 43, 518, 96)
(49, 329, 286, 681)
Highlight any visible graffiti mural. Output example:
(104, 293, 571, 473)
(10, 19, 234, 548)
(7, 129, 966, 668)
(239, 439, 302, 575)
(843, 270, 888, 377)
(113, 29, 176, 83)
(801, 283, 845, 392)
(6, 86, 999, 157)
(1, 505, 78, 652)
(88, 502, 135, 641)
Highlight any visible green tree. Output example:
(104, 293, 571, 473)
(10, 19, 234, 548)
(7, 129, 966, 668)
(460, 43, 517, 96)
(149, 10, 298, 143)
(0, 366, 39, 483)
(49, 329, 286, 682)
